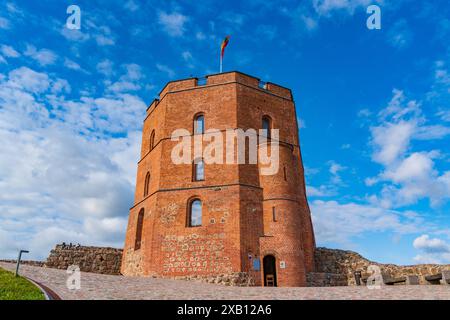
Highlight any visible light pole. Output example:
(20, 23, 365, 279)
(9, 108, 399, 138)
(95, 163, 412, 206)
(15, 250, 29, 277)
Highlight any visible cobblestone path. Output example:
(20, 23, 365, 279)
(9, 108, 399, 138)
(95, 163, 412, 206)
(1, 263, 449, 300)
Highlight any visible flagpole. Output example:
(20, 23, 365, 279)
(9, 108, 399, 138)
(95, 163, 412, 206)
(220, 54, 222, 73)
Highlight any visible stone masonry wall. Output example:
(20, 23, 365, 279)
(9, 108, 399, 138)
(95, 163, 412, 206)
(306, 272, 348, 287)
(173, 272, 255, 286)
(312, 247, 450, 286)
(45, 244, 123, 275)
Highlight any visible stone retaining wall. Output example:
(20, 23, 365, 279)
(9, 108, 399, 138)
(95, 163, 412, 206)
(45, 244, 123, 275)
(306, 272, 348, 287)
(313, 247, 450, 286)
(173, 272, 255, 286)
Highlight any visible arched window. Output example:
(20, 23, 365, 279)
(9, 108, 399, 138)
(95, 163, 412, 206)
(150, 130, 155, 151)
(135, 208, 144, 250)
(194, 114, 205, 134)
(262, 116, 272, 138)
(188, 199, 202, 227)
(193, 158, 204, 181)
(144, 172, 150, 196)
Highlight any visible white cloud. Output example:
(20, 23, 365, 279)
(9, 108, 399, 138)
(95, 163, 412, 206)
(196, 31, 206, 40)
(156, 63, 175, 78)
(378, 89, 420, 121)
(60, 28, 90, 42)
(0, 17, 10, 29)
(311, 200, 423, 246)
(181, 51, 195, 69)
(297, 117, 306, 129)
(312, 0, 374, 16)
(64, 19, 115, 46)
(7, 66, 50, 92)
(220, 12, 245, 27)
(381, 152, 437, 183)
(1, 44, 20, 58)
(96, 34, 115, 46)
(124, 0, 139, 12)
(414, 124, 450, 140)
(437, 110, 450, 122)
(307, 185, 337, 197)
(329, 161, 346, 185)
(413, 234, 450, 263)
(0, 66, 145, 260)
(24, 44, 57, 66)
(182, 51, 193, 62)
(367, 88, 450, 207)
(6, 2, 24, 16)
(358, 108, 372, 117)
(107, 81, 141, 93)
(329, 161, 345, 175)
(387, 19, 413, 49)
(97, 59, 114, 76)
(158, 11, 188, 37)
(105, 63, 143, 93)
(282, 1, 376, 33)
(64, 58, 81, 70)
(123, 63, 142, 80)
(414, 234, 450, 252)
(51, 78, 71, 94)
(303, 15, 319, 31)
(371, 121, 415, 166)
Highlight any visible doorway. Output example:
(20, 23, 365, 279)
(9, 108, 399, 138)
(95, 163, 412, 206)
(263, 255, 277, 287)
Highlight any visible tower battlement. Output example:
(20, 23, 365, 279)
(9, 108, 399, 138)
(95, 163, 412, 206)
(147, 71, 293, 115)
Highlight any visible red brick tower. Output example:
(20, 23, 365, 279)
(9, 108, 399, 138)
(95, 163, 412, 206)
(121, 71, 315, 286)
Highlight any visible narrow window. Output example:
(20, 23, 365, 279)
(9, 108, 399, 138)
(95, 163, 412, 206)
(150, 130, 155, 150)
(283, 166, 287, 181)
(262, 116, 271, 139)
(135, 209, 144, 250)
(272, 206, 277, 222)
(193, 158, 204, 181)
(188, 199, 202, 227)
(194, 114, 205, 134)
(144, 172, 150, 196)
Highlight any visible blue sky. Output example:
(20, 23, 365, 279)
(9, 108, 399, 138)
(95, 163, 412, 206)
(0, 0, 449, 264)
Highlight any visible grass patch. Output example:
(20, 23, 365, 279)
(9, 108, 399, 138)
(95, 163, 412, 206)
(0, 267, 45, 300)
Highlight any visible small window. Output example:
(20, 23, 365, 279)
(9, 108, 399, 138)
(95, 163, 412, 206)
(272, 206, 277, 222)
(193, 159, 204, 181)
(144, 172, 150, 196)
(262, 116, 271, 139)
(188, 199, 202, 227)
(135, 209, 144, 250)
(194, 114, 205, 134)
(150, 130, 155, 150)
(283, 166, 287, 181)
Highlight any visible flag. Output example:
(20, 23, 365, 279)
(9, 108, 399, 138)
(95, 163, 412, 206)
(220, 35, 230, 59)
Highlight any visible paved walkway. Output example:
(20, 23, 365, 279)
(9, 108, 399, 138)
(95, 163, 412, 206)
(1, 263, 449, 300)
